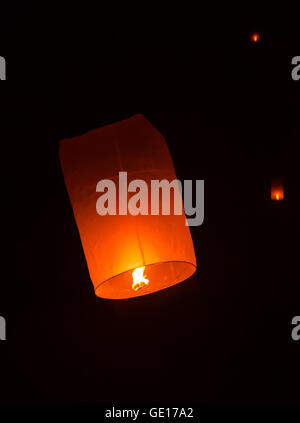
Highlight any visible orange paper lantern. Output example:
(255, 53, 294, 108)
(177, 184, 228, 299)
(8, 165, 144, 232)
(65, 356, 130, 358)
(250, 32, 260, 43)
(271, 178, 284, 201)
(59, 115, 197, 299)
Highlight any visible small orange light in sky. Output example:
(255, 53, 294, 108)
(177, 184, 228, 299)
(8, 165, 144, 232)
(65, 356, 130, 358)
(251, 32, 260, 43)
(271, 179, 284, 201)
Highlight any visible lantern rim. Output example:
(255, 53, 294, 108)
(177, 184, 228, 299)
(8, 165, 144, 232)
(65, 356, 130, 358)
(94, 260, 197, 300)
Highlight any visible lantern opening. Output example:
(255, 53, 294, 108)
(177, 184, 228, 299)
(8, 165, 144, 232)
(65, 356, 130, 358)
(95, 261, 196, 299)
(132, 266, 149, 291)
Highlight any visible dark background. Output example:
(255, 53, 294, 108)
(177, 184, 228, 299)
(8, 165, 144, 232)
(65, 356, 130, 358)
(2, 2, 300, 403)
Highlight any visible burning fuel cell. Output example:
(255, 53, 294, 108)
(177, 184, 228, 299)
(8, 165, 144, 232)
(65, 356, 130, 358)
(132, 266, 149, 291)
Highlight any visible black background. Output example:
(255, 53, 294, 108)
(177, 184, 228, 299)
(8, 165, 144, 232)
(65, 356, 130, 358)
(1, 2, 300, 403)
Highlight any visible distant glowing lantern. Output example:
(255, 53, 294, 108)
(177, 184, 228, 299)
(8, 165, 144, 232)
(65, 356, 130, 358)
(250, 32, 260, 43)
(271, 178, 284, 201)
(59, 114, 197, 299)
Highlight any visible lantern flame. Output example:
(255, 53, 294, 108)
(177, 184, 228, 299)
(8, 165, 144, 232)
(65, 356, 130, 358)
(132, 266, 149, 291)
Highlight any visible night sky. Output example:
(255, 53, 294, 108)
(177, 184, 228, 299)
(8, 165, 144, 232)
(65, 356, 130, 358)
(2, 3, 300, 404)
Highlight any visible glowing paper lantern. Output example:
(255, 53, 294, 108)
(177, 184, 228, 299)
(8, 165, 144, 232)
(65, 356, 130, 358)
(250, 32, 260, 43)
(271, 178, 284, 201)
(59, 114, 196, 299)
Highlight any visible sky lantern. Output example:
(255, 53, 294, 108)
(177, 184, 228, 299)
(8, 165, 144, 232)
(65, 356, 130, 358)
(271, 178, 284, 201)
(250, 32, 260, 43)
(59, 114, 197, 299)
